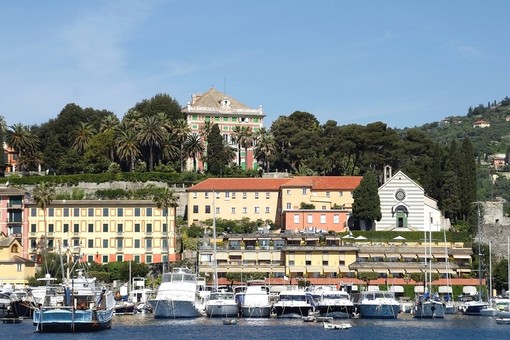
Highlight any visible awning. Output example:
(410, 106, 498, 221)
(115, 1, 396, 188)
(438, 286, 453, 294)
(453, 254, 472, 259)
(390, 285, 404, 293)
(415, 286, 425, 294)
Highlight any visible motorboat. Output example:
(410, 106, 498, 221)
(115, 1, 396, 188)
(148, 268, 202, 318)
(239, 285, 272, 318)
(33, 270, 115, 333)
(322, 321, 352, 329)
(311, 286, 356, 318)
(354, 290, 400, 319)
(271, 289, 315, 318)
(205, 290, 239, 317)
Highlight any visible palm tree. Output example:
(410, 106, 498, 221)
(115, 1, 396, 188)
(160, 134, 180, 165)
(137, 115, 168, 171)
(254, 128, 276, 172)
(184, 134, 205, 172)
(232, 126, 253, 169)
(6, 123, 39, 172)
(116, 129, 141, 172)
(71, 122, 96, 153)
(32, 182, 56, 262)
(153, 188, 179, 271)
(172, 119, 191, 172)
(100, 114, 120, 161)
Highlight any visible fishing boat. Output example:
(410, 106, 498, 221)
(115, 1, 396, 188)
(33, 270, 115, 333)
(148, 267, 202, 318)
(354, 290, 400, 319)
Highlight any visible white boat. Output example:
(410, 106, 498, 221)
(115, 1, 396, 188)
(205, 290, 239, 317)
(129, 277, 155, 313)
(311, 286, 356, 318)
(322, 321, 352, 329)
(33, 270, 115, 333)
(496, 317, 510, 325)
(354, 290, 400, 319)
(272, 289, 315, 318)
(239, 285, 272, 318)
(148, 268, 202, 318)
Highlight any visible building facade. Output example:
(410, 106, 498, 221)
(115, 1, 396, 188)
(182, 87, 265, 171)
(0, 186, 26, 240)
(377, 168, 446, 231)
(23, 199, 178, 265)
(0, 234, 35, 288)
(186, 176, 362, 229)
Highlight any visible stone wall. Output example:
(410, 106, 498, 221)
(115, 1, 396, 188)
(480, 200, 510, 261)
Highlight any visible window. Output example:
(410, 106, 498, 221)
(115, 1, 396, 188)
(103, 239, 108, 248)
(193, 192, 198, 199)
(117, 208, 123, 217)
(323, 260, 329, 266)
(215, 207, 220, 214)
(87, 255, 93, 263)
(294, 214, 300, 223)
(73, 224, 79, 233)
(193, 205, 199, 213)
(322, 205, 326, 210)
(63, 224, 69, 233)
(88, 208, 94, 217)
(48, 224, 54, 233)
(243, 192, 247, 199)
(254, 207, 260, 214)
(286, 203, 291, 209)
(242, 207, 247, 214)
(63, 208, 69, 217)
(255, 192, 259, 199)
(306, 260, 311, 265)
(63, 239, 68, 247)
(231, 207, 236, 214)
(117, 239, 123, 248)
(146, 208, 152, 217)
(31, 208, 37, 217)
(73, 238, 80, 247)
(232, 192, 236, 199)
(204, 192, 209, 199)
(307, 214, 313, 223)
(17, 264, 22, 272)
(339, 192, 343, 197)
(320, 214, 326, 224)
(103, 208, 109, 217)
(135, 208, 141, 216)
(146, 255, 152, 263)
(48, 208, 54, 217)
(225, 192, 230, 199)
(289, 260, 295, 266)
(74, 208, 80, 217)
(205, 205, 211, 214)
(135, 224, 140, 233)
(163, 223, 167, 232)
(31, 224, 36, 233)
(88, 239, 93, 248)
(265, 207, 270, 213)
(102, 255, 108, 263)
(146, 239, 152, 249)
(215, 192, 220, 199)
(117, 224, 123, 233)
(134, 239, 140, 248)
(133, 255, 140, 263)
(287, 189, 291, 195)
(302, 188, 307, 195)
(116, 255, 123, 262)
(103, 224, 108, 232)
(326, 191, 330, 197)
(333, 214, 340, 224)
(88, 224, 94, 232)
(146, 224, 152, 233)
(266, 192, 270, 199)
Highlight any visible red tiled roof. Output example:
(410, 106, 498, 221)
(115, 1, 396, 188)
(187, 176, 363, 192)
(187, 178, 289, 192)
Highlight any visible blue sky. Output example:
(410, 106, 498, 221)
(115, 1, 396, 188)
(1, 0, 509, 129)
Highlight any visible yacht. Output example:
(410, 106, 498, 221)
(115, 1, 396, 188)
(311, 286, 355, 318)
(272, 289, 315, 318)
(148, 268, 202, 318)
(239, 285, 272, 318)
(354, 290, 400, 319)
(413, 292, 445, 318)
(205, 290, 239, 317)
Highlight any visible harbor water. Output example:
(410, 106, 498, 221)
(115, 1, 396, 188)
(2, 312, 509, 340)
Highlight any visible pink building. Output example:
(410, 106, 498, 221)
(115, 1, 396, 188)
(283, 209, 349, 233)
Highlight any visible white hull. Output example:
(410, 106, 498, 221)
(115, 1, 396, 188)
(241, 305, 272, 318)
(149, 299, 200, 318)
(205, 302, 238, 317)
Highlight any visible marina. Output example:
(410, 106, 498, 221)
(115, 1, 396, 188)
(2, 312, 510, 340)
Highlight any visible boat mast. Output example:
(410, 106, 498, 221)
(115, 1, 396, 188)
(212, 190, 218, 292)
(488, 240, 492, 302)
(477, 203, 482, 301)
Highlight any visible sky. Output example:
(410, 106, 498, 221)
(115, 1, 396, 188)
(1, 0, 509, 130)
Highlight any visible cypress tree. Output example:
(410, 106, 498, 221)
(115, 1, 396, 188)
(206, 124, 225, 175)
(352, 171, 382, 222)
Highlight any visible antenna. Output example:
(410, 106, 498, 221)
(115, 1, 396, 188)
(224, 77, 227, 95)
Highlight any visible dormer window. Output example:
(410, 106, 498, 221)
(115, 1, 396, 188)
(221, 98, 230, 107)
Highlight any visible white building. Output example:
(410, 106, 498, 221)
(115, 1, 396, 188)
(376, 167, 448, 231)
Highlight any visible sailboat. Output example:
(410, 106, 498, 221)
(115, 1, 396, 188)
(442, 229, 457, 314)
(480, 241, 499, 316)
(497, 237, 510, 321)
(413, 226, 445, 318)
(204, 192, 239, 318)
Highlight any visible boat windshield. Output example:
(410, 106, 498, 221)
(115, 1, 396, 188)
(279, 294, 307, 302)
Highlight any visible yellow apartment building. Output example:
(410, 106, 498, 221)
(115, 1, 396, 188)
(0, 234, 35, 288)
(186, 176, 362, 229)
(23, 199, 177, 265)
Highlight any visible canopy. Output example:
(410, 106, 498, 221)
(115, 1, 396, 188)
(355, 235, 367, 240)
(393, 235, 406, 240)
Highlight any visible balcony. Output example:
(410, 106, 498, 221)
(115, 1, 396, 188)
(116, 232, 124, 237)
(7, 203, 23, 209)
(145, 247, 153, 253)
(145, 232, 153, 237)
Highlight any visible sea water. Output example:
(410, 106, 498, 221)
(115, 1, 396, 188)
(3, 312, 509, 340)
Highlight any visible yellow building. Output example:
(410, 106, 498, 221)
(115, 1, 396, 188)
(0, 234, 35, 288)
(186, 176, 362, 229)
(23, 199, 177, 265)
